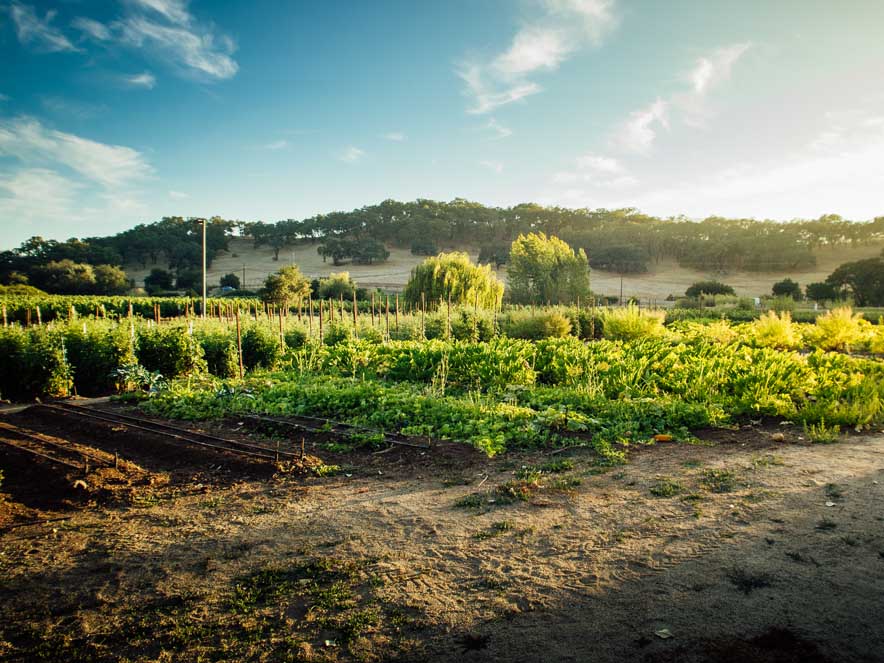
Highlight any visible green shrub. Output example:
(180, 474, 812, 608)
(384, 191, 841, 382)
(601, 304, 666, 341)
(323, 323, 354, 346)
(0, 327, 72, 400)
(751, 311, 801, 349)
(240, 325, 283, 371)
(806, 306, 867, 352)
(197, 330, 240, 378)
(64, 322, 136, 395)
(136, 326, 207, 378)
(283, 325, 309, 349)
(503, 311, 572, 340)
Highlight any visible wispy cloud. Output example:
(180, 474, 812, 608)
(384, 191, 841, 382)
(610, 43, 750, 153)
(612, 98, 668, 154)
(40, 96, 107, 119)
(131, 0, 191, 25)
(492, 26, 574, 76)
(0, 167, 83, 228)
(0, 116, 152, 188)
(484, 117, 513, 140)
(8, 2, 80, 53)
(339, 146, 365, 163)
(552, 152, 637, 188)
(71, 17, 111, 42)
(458, 0, 617, 114)
(116, 13, 238, 80)
(264, 139, 289, 151)
(688, 43, 751, 95)
(125, 71, 157, 89)
(169, 190, 188, 199)
(479, 159, 504, 174)
(383, 132, 406, 141)
(458, 64, 541, 115)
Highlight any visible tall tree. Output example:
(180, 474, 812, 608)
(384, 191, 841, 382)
(404, 252, 504, 309)
(507, 233, 590, 304)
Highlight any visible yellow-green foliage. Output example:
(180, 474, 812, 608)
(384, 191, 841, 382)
(868, 318, 884, 354)
(403, 252, 504, 310)
(601, 303, 666, 341)
(752, 310, 801, 349)
(806, 306, 868, 352)
(502, 311, 572, 340)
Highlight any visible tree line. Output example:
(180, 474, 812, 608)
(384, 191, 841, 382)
(2, 199, 883, 297)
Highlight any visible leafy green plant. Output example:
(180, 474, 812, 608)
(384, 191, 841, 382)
(601, 303, 666, 341)
(752, 310, 801, 349)
(803, 418, 841, 444)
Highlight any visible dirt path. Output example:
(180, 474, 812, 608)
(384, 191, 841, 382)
(1, 418, 882, 662)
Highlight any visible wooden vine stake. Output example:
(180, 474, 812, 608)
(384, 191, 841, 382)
(385, 295, 390, 341)
(235, 308, 244, 380)
(318, 299, 324, 343)
(352, 290, 358, 338)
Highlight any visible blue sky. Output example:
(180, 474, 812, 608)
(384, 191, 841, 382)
(1, 0, 884, 248)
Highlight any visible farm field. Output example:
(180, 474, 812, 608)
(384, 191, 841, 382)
(0, 401, 882, 662)
(2, 301, 884, 660)
(123, 237, 884, 300)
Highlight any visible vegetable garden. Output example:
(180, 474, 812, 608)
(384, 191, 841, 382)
(2, 293, 883, 461)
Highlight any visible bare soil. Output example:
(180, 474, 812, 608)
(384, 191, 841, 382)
(124, 237, 884, 300)
(1, 407, 882, 662)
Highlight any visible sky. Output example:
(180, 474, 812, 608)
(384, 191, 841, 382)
(1, 0, 884, 248)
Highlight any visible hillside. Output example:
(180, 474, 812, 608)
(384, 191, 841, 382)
(124, 237, 884, 300)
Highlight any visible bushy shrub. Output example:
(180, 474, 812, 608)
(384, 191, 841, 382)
(502, 311, 572, 340)
(601, 304, 666, 341)
(240, 324, 283, 371)
(685, 281, 735, 297)
(806, 306, 868, 352)
(323, 322, 354, 346)
(283, 325, 309, 350)
(64, 322, 136, 395)
(751, 311, 801, 349)
(450, 310, 496, 342)
(196, 330, 240, 378)
(136, 326, 207, 377)
(0, 327, 72, 400)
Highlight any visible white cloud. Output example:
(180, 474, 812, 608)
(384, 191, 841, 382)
(688, 43, 750, 95)
(339, 146, 365, 163)
(117, 15, 238, 80)
(0, 168, 83, 227)
(125, 71, 157, 89)
(493, 27, 574, 76)
(552, 152, 637, 188)
(575, 152, 623, 174)
(383, 132, 406, 141)
(613, 98, 668, 154)
(0, 116, 152, 188)
(8, 2, 79, 53)
(264, 139, 289, 150)
(541, 0, 618, 42)
(71, 17, 111, 41)
(485, 117, 513, 139)
(479, 160, 504, 174)
(130, 0, 191, 26)
(458, 0, 618, 114)
(169, 190, 188, 199)
(458, 64, 541, 115)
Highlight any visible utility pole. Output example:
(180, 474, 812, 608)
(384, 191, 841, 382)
(201, 219, 207, 318)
